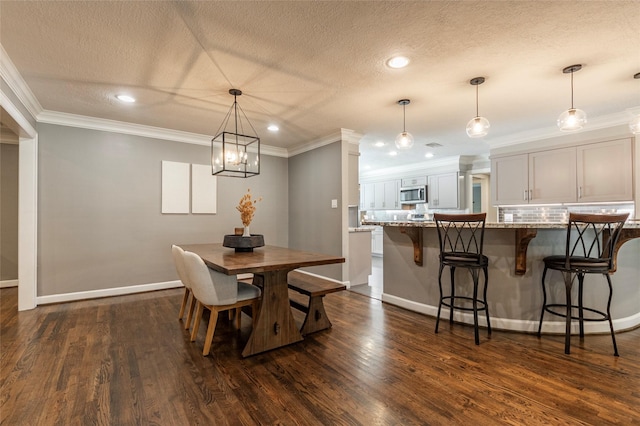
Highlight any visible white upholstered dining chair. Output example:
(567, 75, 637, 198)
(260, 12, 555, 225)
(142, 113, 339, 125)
(182, 250, 262, 356)
(172, 245, 196, 330)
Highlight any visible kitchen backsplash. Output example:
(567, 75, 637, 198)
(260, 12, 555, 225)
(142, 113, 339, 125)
(361, 205, 467, 222)
(498, 203, 634, 223)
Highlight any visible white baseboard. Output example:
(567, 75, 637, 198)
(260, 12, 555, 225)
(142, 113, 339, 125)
(0, 279, 18, 288)
(37, 280, 183, 305)
(381, 293, 640, 334)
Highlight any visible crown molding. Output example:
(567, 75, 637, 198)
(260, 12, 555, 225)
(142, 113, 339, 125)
(287, 130, 344, 157)
(341, 128, 363, 145)
(0, 44, 42, 120)
(0, 90, 37, 138)
(360, 156, 462, 181)
(37, 110, 288, 157)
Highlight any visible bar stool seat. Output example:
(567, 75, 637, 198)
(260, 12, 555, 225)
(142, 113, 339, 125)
(537, 212, 629, 356)
(434, 213, 491, 345)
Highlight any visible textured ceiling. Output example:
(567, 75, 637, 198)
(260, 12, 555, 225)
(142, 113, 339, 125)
(1, 1, 639, 172)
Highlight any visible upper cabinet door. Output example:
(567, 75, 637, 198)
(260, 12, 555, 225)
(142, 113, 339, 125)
(362, 183, 376, 209)
(401, 176, 427, 187)
(491, 154, 529, 205)
(428, 172, 459, 208)
(528, 147, 577, 204)
(577, 139, 633, 203)
(383, 180, 400, 209)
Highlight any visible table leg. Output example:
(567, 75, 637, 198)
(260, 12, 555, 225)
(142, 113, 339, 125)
(242, 269, 303, 357)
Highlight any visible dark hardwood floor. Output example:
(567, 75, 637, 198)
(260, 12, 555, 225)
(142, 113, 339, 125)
(2, 286, 639, 425)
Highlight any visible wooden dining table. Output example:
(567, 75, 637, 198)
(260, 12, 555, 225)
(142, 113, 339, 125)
(180, 243, 345, 357)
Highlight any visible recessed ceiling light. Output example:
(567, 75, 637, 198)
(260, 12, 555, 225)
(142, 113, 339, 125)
(425, 152, 434, 158)
(267, 124, 279, 132)
(374, 141, 385, 147)
(116, 94, 136, 103)
(386, 56, 409, 69)
(389, 151, 398, 156)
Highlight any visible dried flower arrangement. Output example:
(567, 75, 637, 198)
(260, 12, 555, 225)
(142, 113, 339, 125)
(236, 188, 262, 227)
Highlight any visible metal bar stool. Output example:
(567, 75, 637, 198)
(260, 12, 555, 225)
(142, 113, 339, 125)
(537, 212, 629, 356)
(434, 213, 491, 345)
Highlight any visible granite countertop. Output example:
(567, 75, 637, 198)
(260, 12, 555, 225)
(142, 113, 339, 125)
(363, 220, 640, 229)
(348, 225, 377, 232)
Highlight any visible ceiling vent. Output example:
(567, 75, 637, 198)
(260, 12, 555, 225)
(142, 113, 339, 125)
(425, 142, 443, 148)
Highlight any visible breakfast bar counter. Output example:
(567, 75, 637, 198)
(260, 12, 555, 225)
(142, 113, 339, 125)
(362, 220, 640, 334)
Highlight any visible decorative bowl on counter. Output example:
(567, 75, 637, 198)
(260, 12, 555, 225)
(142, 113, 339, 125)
(223, 234, 265, 252)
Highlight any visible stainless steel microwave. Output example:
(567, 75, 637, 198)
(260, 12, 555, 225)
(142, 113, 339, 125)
(400, 186, 427, 204)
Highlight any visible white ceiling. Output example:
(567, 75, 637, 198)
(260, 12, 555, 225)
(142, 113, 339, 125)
(1, 1, 639, 173)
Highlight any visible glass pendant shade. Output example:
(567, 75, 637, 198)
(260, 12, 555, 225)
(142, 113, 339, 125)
(557, 108, 587, 131)
(557, 65, 586, 132)
(467, 77, 489, 139)
(466, 116, 490, 138)
(395, 131, 414, 149)
(394, 99, 413, 149)
(630, 114, 640, 135)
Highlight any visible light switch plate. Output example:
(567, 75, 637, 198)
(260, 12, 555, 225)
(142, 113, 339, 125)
(331, 199, 338, 208)
(504, 213, 513, 223)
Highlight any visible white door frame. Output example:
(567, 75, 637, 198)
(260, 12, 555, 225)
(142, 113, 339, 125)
(1, 91, 38, 310)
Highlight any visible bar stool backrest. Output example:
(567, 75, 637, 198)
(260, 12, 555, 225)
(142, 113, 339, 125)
(564, 212, 629, 270)
(434, 213, 487, 264)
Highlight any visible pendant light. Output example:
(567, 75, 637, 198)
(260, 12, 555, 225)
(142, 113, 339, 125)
(395, 99, 414, 149)
(211, 89, 260, 178)
(466, 77, 490, 138)
(557, 64, 587, 131)
(629, 72, 640, 135)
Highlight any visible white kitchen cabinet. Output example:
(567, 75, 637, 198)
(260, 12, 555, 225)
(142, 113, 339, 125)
(362, 180, 400, 210)
(492, 149, 576, 205)
(373, 182, 385, 209)
(349, 230, 372, 286)
(383, 180, 400, 209)
(401, 176, 427, 187)
(491, 154, 529, 205)
(491, 138, 633, 206)
(371, 226, 383, 256)
(428, 172, 459, 209)
(528, 147, 577, 203)
(576, 139, 633, 202)
(361, 183, 375, 210)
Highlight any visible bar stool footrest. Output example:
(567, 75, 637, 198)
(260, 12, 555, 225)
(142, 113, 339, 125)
(441, 296, 489, 312)
(543, 304, 609, 322)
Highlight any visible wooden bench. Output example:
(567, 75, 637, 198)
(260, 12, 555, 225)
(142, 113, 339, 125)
(287, 270, 346, 336)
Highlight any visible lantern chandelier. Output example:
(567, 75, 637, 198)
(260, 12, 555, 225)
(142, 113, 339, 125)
(395, 99, 414, 149)
(466, 77, 490, 138)
(211, 89, 260, 178)
(557, 64, 587, 131)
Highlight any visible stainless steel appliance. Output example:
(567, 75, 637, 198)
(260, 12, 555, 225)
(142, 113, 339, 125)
(400, 185, 427, 204)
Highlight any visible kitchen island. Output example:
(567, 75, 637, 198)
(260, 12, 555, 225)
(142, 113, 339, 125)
(348, 226, 375, 286)
(363, 220, 640, 334)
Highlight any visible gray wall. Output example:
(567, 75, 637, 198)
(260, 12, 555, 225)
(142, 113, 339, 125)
(288, 141, 343, 280)
(383, 226, 640, 326)
(0, 142, 19, 280)
(37, 123, 288, 296)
